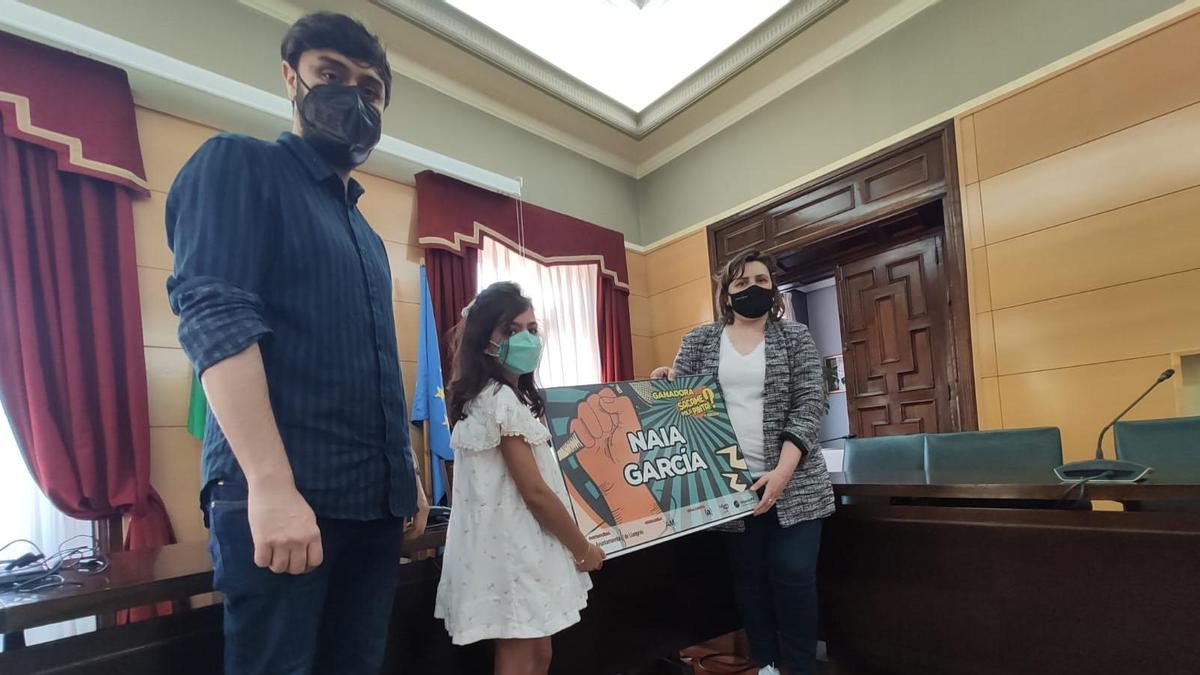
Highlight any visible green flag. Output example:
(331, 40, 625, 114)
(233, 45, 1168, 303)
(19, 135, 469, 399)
(187, 373, 207, 440)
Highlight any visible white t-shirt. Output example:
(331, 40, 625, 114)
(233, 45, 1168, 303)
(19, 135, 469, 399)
(718, 331, 768, 476)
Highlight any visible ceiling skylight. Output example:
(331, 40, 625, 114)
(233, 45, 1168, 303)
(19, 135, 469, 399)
(444, 0, 789, 112)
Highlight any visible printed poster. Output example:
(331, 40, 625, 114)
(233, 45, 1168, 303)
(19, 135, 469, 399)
(543, 374, 759, 558)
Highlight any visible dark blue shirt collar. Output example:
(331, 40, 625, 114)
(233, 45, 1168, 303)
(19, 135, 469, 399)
(278, 132, 366, 205)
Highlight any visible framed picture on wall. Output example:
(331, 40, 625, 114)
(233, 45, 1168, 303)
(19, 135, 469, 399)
(823, 354, 846, 394)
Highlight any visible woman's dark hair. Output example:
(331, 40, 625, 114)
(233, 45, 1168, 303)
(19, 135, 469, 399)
(447, 282, 545, 424)
(281, 12, 393, 105)
(714, 249, 787, 324)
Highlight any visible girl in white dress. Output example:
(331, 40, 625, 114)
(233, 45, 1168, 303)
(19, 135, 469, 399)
(435, 281, 604, 675)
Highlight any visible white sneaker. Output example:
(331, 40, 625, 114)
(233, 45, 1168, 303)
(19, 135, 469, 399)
(758, 666, 781, 675)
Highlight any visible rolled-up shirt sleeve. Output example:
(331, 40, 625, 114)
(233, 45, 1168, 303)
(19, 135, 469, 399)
(165, 136, 275, 375)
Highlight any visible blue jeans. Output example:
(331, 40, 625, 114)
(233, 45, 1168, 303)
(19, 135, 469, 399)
(726, 513, 824, 674)
(206, 482, 405, 675)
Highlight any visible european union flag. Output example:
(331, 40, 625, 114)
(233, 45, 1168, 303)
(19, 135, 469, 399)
(411, 265, 453, 505)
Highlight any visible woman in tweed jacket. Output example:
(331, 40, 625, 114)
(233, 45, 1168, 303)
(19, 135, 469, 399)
(652, 250, 833, 675)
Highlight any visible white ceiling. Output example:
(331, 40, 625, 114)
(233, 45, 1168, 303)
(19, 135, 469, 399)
(375, 0, 848, 138)
(443, 0, 790, 112)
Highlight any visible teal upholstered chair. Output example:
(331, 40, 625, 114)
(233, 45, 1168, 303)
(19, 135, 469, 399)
(924, 427, 1063, 484)
(844, 434, 926, 477)
(1114, 416, 1200, 480)
(1115, 416, 1200, 511)
(842, 434, 926, 504)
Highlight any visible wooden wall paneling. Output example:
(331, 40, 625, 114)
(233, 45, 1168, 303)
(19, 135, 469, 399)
(978, 101, 1200, 245)
(972, 14, 1200, 182)
(992, 269, 1200, 375)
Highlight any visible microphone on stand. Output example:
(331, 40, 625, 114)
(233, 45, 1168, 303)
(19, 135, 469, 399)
(819, 433, 857, 445)
(1053, 369, 1174, 483)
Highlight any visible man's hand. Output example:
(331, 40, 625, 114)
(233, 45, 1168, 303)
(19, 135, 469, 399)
(404, 480, 431, 544)
(248, 478, 323, 575)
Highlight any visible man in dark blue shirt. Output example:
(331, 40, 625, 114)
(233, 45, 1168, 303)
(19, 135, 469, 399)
(166, 12, 427, 674)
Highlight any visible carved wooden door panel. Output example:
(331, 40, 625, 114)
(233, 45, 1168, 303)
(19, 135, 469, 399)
(836, 236, 952, 437)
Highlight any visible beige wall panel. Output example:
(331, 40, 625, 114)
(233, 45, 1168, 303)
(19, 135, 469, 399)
(976, 376, 1003, 430)
(626, 251, 649, 296)
(971, 248, 992, 314)
(136, 108, 217, 193)
(628, 294, 652, 338)
(993, 270, 1200, 375)
(145, 346, 192, 428)
(384, 242, 424, 305)
(979, 102, 1200, 244)
(998, 355, 1175, 461)
(393, 302, 421, 362)
(974, 16, 1200, 181)
(149, 427, 204, 543)
(988, 185, 1200, 309)
(649, 277, 715, 337)
(974, 312, 998, 379)
(632, 335, 654, 378)
(958, 114, 980, 186)
(646, 232, 711, 297)
(132, 191, 172, 271)
(652, 327, 692, 371)
(355, 173, 417, 246)
(138, 266, 179, 349)
(963, 182, 986, 251)
(401, 360, 417, 403)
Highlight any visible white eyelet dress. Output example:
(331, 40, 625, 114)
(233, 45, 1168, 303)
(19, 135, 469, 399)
(434, 384, 593, 645)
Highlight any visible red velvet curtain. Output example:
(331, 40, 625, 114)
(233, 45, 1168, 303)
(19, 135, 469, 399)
(598, 279, 633, 382)
(415, 171, 634, 383)
(0, 127, 174, 553)
(425, 247, 478, 380)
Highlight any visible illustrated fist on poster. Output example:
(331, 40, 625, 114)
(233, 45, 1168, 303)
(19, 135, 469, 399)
(570, 390, 664, 526)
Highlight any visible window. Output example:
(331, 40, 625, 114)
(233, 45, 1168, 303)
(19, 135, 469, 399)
(0, 401, 95, 645)
(476, 236, 602, 388)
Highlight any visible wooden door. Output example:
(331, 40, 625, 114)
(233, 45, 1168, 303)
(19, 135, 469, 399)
(836, 236, 952, 437)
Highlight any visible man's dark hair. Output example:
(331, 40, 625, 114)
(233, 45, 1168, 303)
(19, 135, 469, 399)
(281, 12, 392, 106)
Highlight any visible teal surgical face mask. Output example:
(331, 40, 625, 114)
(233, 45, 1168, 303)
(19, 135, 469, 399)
(490, 331, 543, 375)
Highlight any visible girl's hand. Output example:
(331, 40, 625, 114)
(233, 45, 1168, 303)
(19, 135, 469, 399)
(575, 543, 605, 572)
(649, 367, 675, 381)
(751, 466, 795, 516)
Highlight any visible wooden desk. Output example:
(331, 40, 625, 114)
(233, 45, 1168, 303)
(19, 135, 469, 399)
(1, 525, 736, 675)
(831, 470, 1200, 501)
(0, 542, 213, 638)
(822, 473, 1200, 675)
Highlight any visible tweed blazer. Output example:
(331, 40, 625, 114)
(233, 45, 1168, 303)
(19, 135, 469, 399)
(673, 319, 835, 529)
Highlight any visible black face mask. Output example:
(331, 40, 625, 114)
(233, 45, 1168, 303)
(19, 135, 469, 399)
(294, 74, 382, 171)
(729, 284, 776, 319)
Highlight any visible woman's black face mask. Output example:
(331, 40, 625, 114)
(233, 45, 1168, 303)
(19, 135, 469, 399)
(729, 284, 776, 319)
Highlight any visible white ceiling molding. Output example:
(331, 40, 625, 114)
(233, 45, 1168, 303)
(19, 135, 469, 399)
(0, 0, 522, 197)
(375, 0, 845, 139)
(238, 0, 639, 177)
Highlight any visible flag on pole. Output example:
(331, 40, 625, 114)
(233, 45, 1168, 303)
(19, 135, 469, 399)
(187, 373, 207, 440)
(411, 265, 454, 505)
